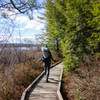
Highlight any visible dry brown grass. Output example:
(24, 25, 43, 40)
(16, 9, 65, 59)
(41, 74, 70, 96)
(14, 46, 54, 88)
(0, 60, 43, 100)
(0, 49, 60, 100)
(62, 57, 100, 100)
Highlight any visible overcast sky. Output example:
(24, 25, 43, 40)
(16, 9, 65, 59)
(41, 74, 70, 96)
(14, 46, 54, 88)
(0, 8, 45, 44)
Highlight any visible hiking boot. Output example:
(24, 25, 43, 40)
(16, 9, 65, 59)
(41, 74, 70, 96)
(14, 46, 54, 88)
(46, 78, 48, 82)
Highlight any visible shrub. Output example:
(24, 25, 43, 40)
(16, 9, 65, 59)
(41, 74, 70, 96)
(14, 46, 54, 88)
(0, 60, 43, 100)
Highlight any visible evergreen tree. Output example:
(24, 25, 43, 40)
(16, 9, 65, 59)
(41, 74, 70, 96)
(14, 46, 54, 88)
(45, 0, 65, 55)
(45, 0, 100, 71)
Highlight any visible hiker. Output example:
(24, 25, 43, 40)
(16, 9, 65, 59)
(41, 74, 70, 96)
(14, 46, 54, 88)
(41, 45, 55, 82)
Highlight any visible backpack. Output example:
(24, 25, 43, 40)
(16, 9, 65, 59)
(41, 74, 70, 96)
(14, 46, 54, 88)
(41, 47, 51, 62)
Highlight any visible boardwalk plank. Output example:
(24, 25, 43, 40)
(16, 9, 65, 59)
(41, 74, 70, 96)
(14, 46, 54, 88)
(28, 63, 63, 100)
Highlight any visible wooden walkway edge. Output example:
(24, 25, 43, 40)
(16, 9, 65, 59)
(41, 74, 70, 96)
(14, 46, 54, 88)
(21, 62, 63, 100)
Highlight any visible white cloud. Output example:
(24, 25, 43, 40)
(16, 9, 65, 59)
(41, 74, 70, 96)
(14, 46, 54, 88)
(15, 27, 25, 31)
(0, 9, 45, 43)
(35, 23, 44, 30)
(0, 8, 19, 20)
(8, 35, 36, 43)
(15, 16, 29, 24)
(24, 19, 44, 30)
(15, 13, 45, 30)
(1, 8, 45, 31)
(24, 20, 35, 29)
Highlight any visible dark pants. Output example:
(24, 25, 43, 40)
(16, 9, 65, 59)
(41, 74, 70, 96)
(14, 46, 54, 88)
(44, 60, 51, 82)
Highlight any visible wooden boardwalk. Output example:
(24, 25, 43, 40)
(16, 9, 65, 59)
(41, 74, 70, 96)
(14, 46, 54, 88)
(28, 63, 63, 100)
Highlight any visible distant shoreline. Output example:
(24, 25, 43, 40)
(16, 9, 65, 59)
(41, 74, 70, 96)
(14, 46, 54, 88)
(0, 43, 41, 48)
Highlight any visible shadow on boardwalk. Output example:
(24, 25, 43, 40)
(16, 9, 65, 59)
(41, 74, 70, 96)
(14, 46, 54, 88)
(48, 78, 61, 84)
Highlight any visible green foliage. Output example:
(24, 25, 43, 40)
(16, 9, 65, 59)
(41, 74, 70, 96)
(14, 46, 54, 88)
(95, 52, 100, 58)
(45, 0, 65, 54)
(45, 0, 100, 72)
(88, 32, 100, 53)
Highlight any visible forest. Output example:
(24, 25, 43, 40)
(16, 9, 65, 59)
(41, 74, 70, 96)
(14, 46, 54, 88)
(0, 0, 100, 100)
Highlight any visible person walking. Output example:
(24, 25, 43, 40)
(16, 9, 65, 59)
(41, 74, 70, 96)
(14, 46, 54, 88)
(41, 45, 55, 82)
